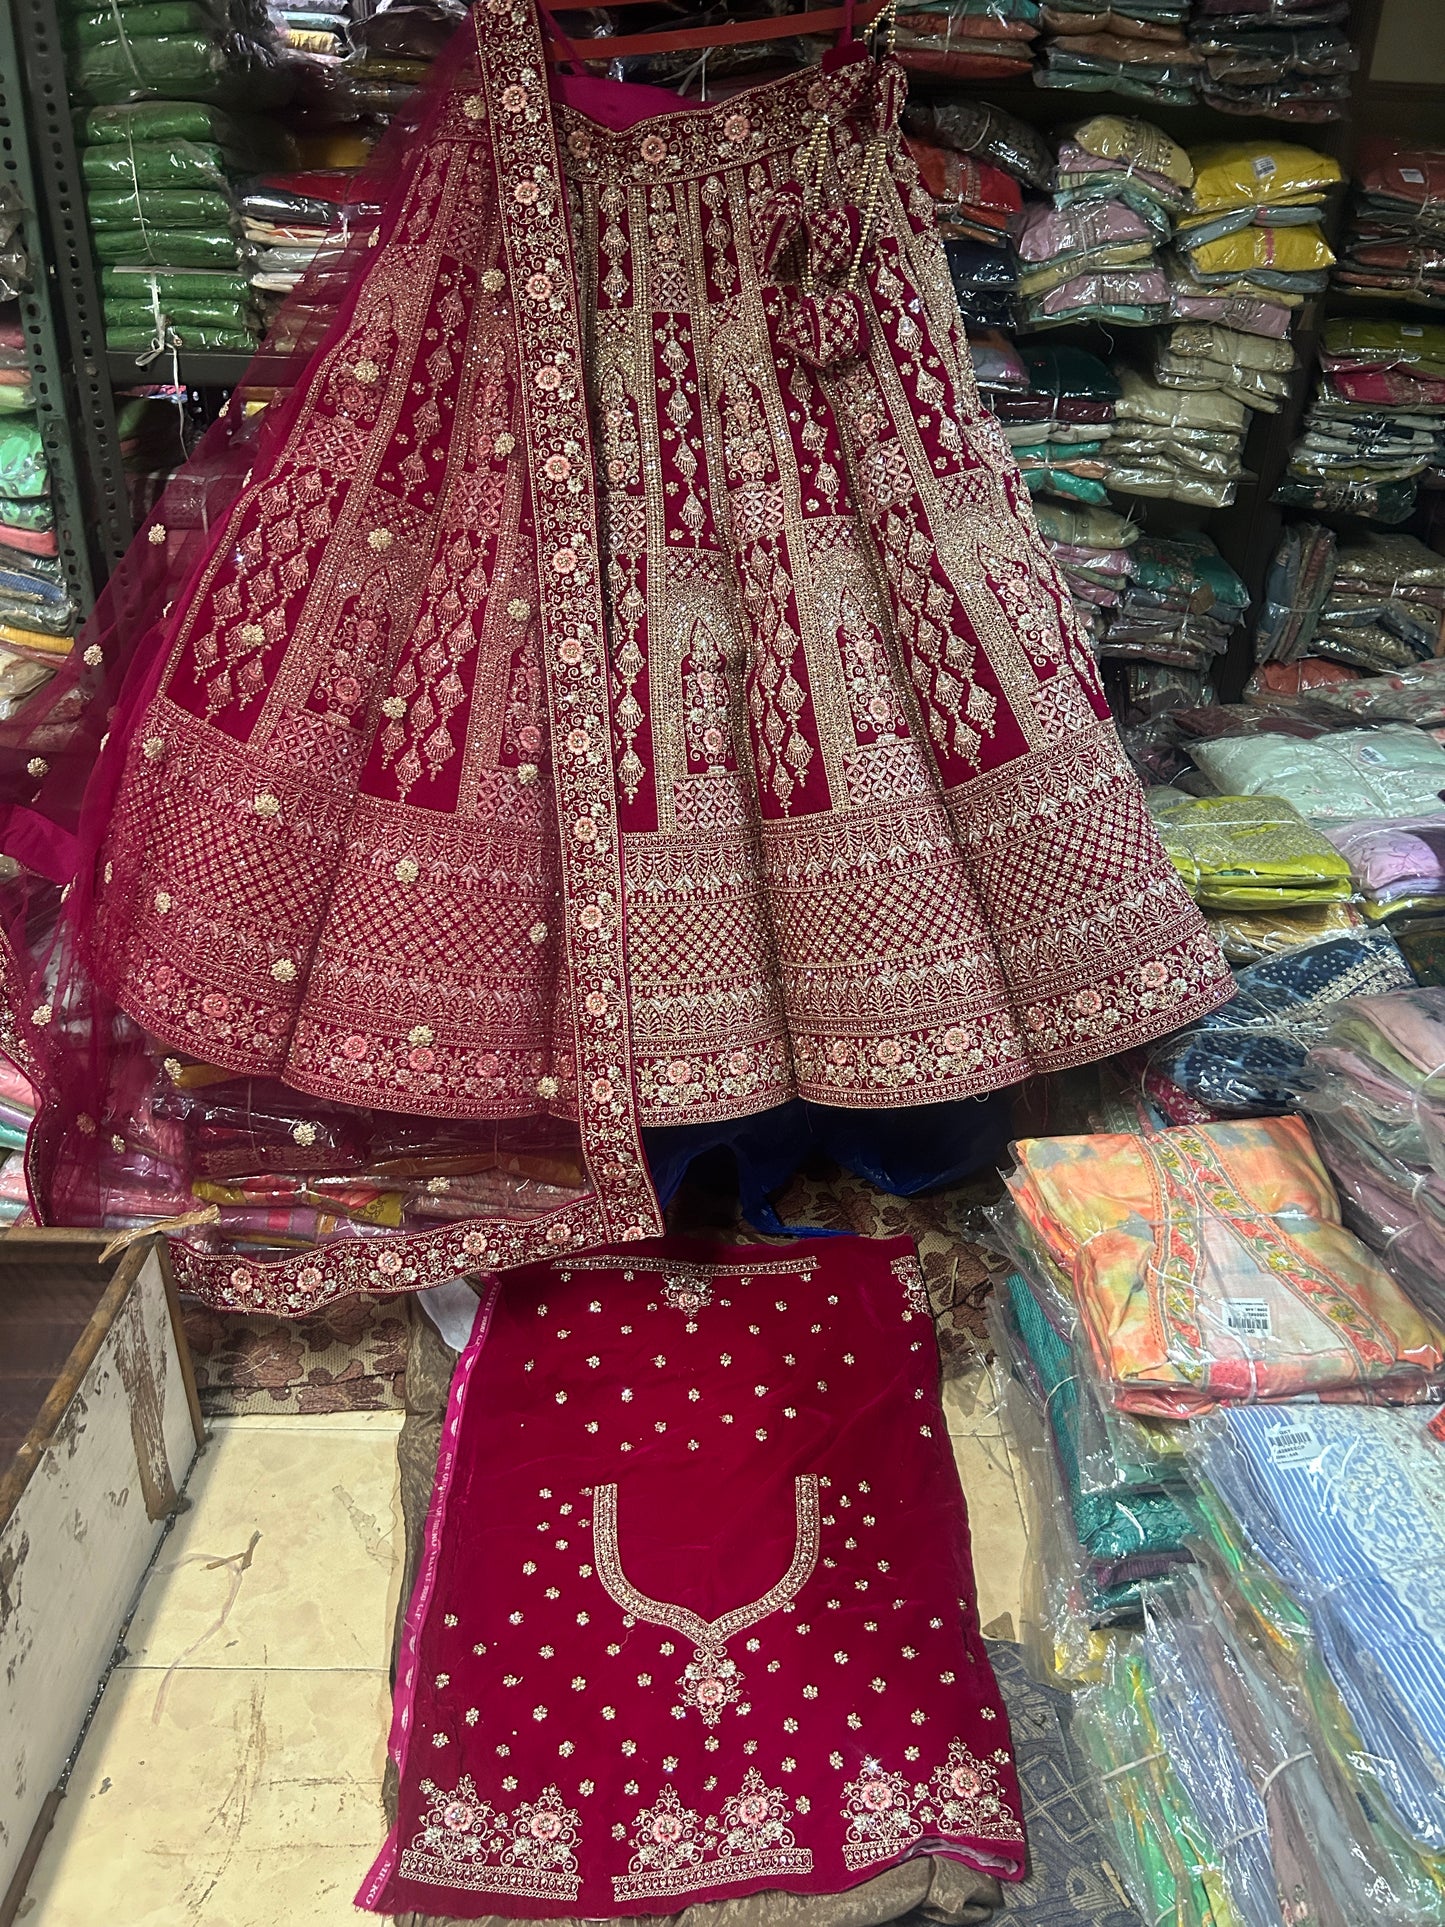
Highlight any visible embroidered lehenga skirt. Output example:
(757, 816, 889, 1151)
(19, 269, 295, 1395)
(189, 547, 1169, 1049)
(0, 5, 1229, 1307)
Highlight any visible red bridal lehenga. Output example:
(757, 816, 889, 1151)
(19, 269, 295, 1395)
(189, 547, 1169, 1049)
(358, 1237, 1026, 1918)
(0, 2, 1230, 1310)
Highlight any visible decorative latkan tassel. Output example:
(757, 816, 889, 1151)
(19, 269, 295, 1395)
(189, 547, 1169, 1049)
(768, 19, 904, 375)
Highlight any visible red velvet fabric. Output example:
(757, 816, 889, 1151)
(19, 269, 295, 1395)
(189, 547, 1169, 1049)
(359, 1234, 1024, 1917)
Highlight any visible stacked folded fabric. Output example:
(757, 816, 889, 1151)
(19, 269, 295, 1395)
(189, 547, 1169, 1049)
(903, 95, 1054, 193)
(1335, 142, 1445, 307)
(907, 140, 1023, 316)
(1190, 725, 1445, 823)
(1021, 115, 1188, 327)
(64, 0, 291, 111)
(1175, 140, 1339, 301)
(1300, 987, 1445, 1317)
(1102, 365, 1250, 504)
(0, 207, 77, 679)
(1000, 345, 1117, 503)
(893, 0, 1040, 82)
(1325, 817, 1445, 925)
(1031, 498, 1137, 647)
(1163, 250, 1296, 336)
(1254, 524, 1445, 674)
(1035, 0, 1199, 103)
(1188, 1, 1357, 121)
(1098, 531, 1248, 677)
(1150, 926, 1412, 1115)
(968, 325, 1030, 402)
(1152, 319, 1295, 413)
(1193, 1402, 1445, 1859)
(283, 0, 459, 167)
(1006, 1114, 1445, 1419)
(1279, 320, 1445, 523)
(78, 99, 297, 353)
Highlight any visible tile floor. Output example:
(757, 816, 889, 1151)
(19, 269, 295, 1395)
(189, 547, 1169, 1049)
(16, 1368, 1029, 1924)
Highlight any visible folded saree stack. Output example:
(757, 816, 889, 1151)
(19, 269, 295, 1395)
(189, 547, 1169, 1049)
(1029, 498, 1137, 650)
(1188, 0, 1357, 122)
(1253, 524, 1445, 675)
(998, 345, 1116, 504)
(1279, 319, 1445, 523)
(1034, 0, 1199, 105)
(1024, 115, 1187, 327)
(1095, 532, 1247, 689)
(1335, 142, 1445, 308)
(893, 0, 1040, 82)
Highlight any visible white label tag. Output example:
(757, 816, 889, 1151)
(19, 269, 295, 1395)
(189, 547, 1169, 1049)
(1251, 155, 1277, 181)
(1267, 1424, 1319, 1467)
(1403, 324, 1425, 336)
(1224, 1297, 1273, 1339)
(1402, 168, 1427, 185)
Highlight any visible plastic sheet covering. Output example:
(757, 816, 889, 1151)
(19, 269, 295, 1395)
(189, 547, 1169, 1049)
(1301, 985, 1445, 1177)
(1140, 1573, 1437, 1927)
(1151, 928, 1412, 1115)
(0, 420, 48, 501)
(1190, 726, 1445, 823)
(74, 29, 293, 111)
(1192, 1403, 1445, 1854)
(81, 139, 231, 188)
(1073, 1642, 1246, 1927)
(1006, 1113, 1445, 1417)
(1189, 140, 1342, 212)
(1206, 899, 1364, 966)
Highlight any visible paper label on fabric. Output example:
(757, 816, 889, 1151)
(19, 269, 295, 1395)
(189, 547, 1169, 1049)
(1403, 325, 1425, 336)
(1250, 156, 1277, 181)
(1401, 170, 1427, 185)
(1265, 1423, 1319, 1467)
(1222, 1297, 1273, 1339)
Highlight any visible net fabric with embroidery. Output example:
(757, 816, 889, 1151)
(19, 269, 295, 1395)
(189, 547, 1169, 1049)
(0, 3, 1228, 1314)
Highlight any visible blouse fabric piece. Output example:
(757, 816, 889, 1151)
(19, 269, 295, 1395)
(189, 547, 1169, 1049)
(0, 5, 1229, 1311)
(358, 1236, 1025, 1918)
(1007, 1115, 1445, 1418)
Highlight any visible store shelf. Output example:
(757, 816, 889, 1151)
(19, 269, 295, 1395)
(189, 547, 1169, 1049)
(107, 350, 252, 390)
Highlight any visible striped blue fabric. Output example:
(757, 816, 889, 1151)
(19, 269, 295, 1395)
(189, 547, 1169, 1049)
(1197, 1404, 1445, 1852)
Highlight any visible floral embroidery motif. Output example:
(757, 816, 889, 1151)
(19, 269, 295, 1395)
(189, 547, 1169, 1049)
(841, 1739, 1017, 1871)
(918, 1738, 1017, 1841)
(661, 1267, 715, 1315)
(399, 1776, 582, 1898)
(592, 1476, 820, 1723)
(890, 1252, 930, 1319)
(841, 1762, 920, 1871)
(613, 1769, 812, 1902)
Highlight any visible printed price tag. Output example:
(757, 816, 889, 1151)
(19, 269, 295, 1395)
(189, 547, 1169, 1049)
(1266, 1424, 1319, 1467)
(1223, 1297, 1273, 1339)
(1401, 169, 1427, 185)
(1250, 155, 1277, 181)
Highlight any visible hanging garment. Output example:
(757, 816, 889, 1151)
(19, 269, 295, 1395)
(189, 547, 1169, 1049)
(0, 8, 1229, 1311)
(357, 1235, 1026, 1917)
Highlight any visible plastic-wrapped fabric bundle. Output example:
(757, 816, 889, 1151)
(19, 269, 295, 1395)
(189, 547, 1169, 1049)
(1150, 928, 1412, 1115)
(998, 344, 1117, 502)
(1006, 1113, 1445, 1418)
(1036, 10, 1202, 102)
(1203, 899, 1365, 966)
(994, 1271, 1194, 1597)
(1325, 817, 1445, 920)
(893, 0, 1039, 81)
(905, 139, 1023, 247)
(901, 96, 1053, 191)
(1153, 794, 1352, 909)
(1336, 142, 1445, 307)
(1189, 18, 1356, 120)
(1280, 322, 1445, 523)
(1140, 1574, 1440, 1927)
(1099, 531, 1247, 669)
(1153, 321, 1295, 413)
(1192, 1403, 1445, 1855)
(0, 420, 48, 501)
(1102, 369, 1249, 505)
(1191, 726, 1445, 823)
(73, 30, 292, 110)
(1030, 497, 1137, 648)
(1073, 1644, 1247, 1927)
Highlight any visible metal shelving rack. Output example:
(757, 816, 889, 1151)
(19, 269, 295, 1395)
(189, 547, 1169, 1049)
(4, 0, 134, 604)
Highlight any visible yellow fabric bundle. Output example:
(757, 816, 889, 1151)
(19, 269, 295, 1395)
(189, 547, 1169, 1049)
(1189, 142, 1342, 213)
(1186, 226, 1335, 278)
(1153, 793, 1354, 907)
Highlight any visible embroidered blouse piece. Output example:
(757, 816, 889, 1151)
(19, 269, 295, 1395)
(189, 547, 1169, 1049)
(0, 0, 1227, 1312)
(1006, 1115, 1445, 1418)
(357, 1235, 1025, 1917)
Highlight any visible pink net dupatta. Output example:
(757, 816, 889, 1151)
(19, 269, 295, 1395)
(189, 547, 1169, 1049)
(0, 6, 663, 1311)
(358, 1235, 1025, 1918)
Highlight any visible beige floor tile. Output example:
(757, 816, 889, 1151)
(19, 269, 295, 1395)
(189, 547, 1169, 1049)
(19, 1667, 392, 1927)
(120, 1419, 404, 1672)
